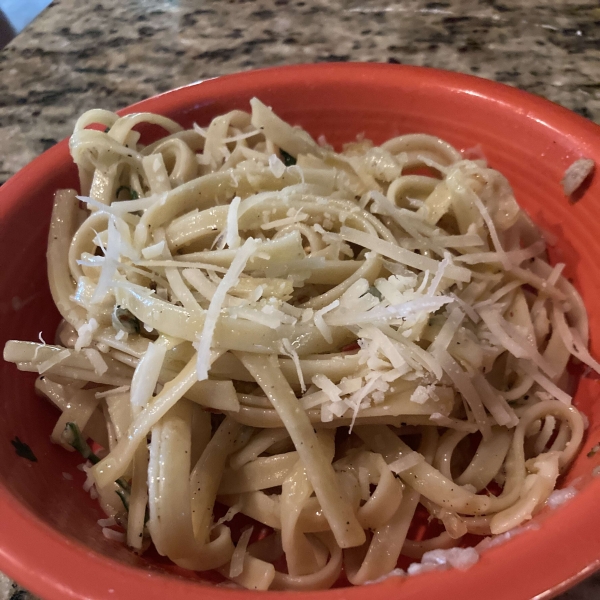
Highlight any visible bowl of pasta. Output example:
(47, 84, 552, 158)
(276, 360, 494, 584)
(1, 63, 600, 600)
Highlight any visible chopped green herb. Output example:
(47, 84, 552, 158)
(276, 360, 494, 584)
(116, 489, 129, 511)
(11, 437, 37, 462)
(112, 305, 141, 334)
(280, 149, 296, 166)
(104, 126, 111, 133)
(63, 422, 99, 464)
(114, 490, 149, 522)
(63, 423, 131, 492)
(115, 186, 139, 200)
(369, 286, 383, 300)
(360, 286, 382, 300)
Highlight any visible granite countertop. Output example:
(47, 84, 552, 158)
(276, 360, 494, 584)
(0, 0, 599, 598)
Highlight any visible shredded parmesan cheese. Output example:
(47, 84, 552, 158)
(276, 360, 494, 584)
(213, 504, 242, 528)
(314, 300, 339, 343)
(408, 547, 479, 575)
(389, 451, 423, 473)
(280, 337, 306, 392)
(102, 528, 126, 542)
(37, 348, 71, 374)
(141, 240, 166, 259)
(547, 486, 577, 508)
(196, 238, 260, 380)
(75, 318, 99, 352)
(229, 526, 254, 578)
(84, 348, 108, 376)
(95, 385, 131, 399)
(410, 385, 437, 405)
(268, 153, 286, 178)
(225, 196, 242, 250)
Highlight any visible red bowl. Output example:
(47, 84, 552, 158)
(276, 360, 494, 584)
(1, 63, 600, 600)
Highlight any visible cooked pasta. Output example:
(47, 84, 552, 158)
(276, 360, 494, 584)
(4, 98, 599, 589)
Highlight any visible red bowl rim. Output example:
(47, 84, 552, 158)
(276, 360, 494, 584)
(1, 62, 600, 600)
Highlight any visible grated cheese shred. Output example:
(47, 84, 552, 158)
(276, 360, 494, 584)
(195, 238, 259, 380)
(229, 526, 254, 578)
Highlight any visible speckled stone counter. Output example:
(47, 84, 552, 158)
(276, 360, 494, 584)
(0, 0, 599, 598)
(0, 0, 599, 183)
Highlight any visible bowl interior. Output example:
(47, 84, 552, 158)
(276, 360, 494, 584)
(1, 64, 600, 600)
